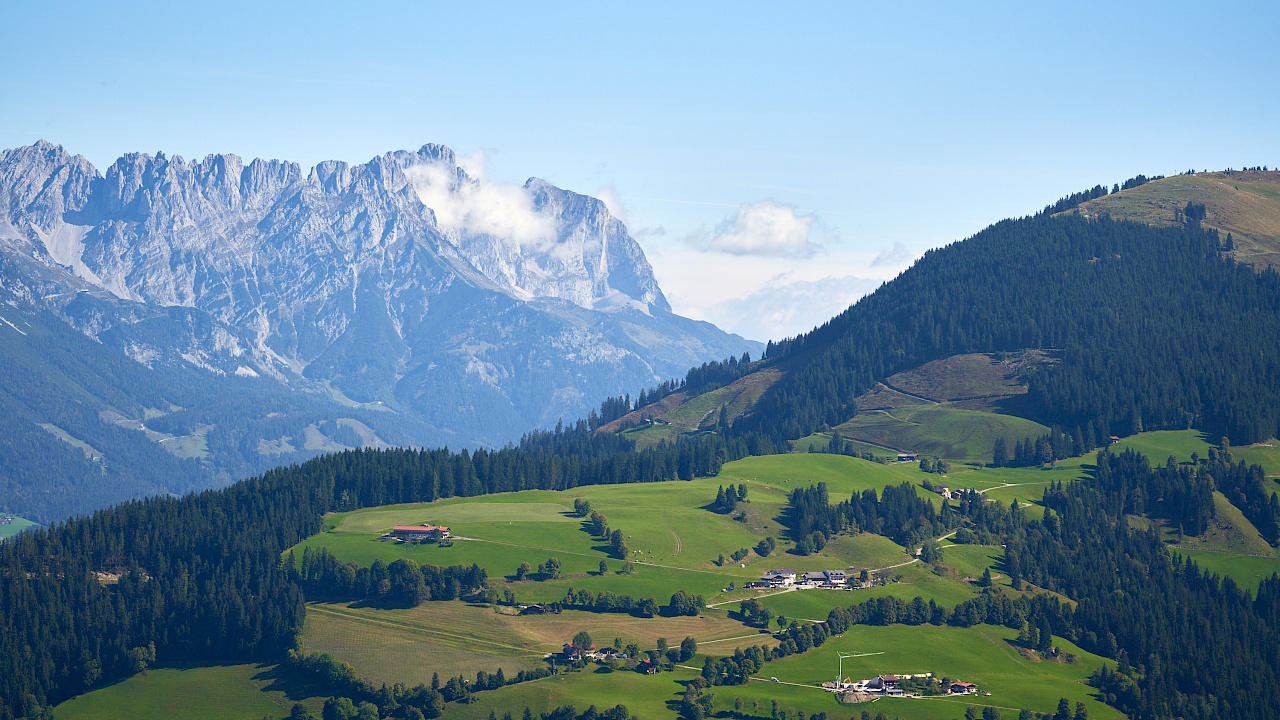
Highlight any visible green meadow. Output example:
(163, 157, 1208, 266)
(711, 624, 1121, 720)
(1175, 549, 1280, 593)
(0, 515, 36, 541)
(292, 452, 1082, 616)
(53, 664, 328, 720)
(753, 567, 980, 622)
(302, 601, 762, 690)
(437, 624, 1120, 720)
(1111, 429, 1280, 480)
(1235, 442, 1280, 480)
(719, 453, 936, 498)
(437, 667, 702, 720)
(292, 455, 1010, 608)
(1111, 429, 1211, 463)
(264, 429, 1280, 719)
(832, 405, 1051, 463)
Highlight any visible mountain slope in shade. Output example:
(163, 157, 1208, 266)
(0, 141, 759, 520)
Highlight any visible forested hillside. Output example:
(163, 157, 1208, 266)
(744, 215, 1280, 445)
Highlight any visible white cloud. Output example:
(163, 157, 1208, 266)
(698, 200, 821, 258)
(595, 185, 628, 224)
(710, 274, 880, 341)
(870, 240, 914, 267)
(632, 225, 666, 239)
(405, 155, 556, 250)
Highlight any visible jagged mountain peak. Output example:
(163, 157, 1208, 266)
(0, 138, 754, 428)
(2, 141, 671, 313)
(0, 141, 98, 232)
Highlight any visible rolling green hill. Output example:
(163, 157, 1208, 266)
(289, 454, 1023, 609)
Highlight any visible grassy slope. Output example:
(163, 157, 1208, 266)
(884, 352, 1030, 402)
(1110, 430, 1279, 544)
(785, 351, 1053, 463)
(302, 601, 763, 689)
(1111, 428, 1280, 481)
(293, 473, 982, 612)
(0, 515, 37, 540)
(603, 368, 784, 450)
(53, 664, 328, 720)
(831, 404, 1050, 463)
(443, 624, 1120, 720)
(70, 439, 1176, 719)
(1072, 170, 1280, 269)
(1110, 429, 1212, 464)
(240, 429, 1280, 717)
(440, 667, 701, 720)
(1177, 492, 1278, 557)
(716, 624, 1121, 720)
(1235, 442, 1280, 481)
(292, 454, 1022, 638)
(1174, 549, 1280, 593)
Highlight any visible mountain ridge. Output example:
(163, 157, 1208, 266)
(0, 140, 758, 520)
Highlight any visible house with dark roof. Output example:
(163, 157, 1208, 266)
(390, 524, 450, 541)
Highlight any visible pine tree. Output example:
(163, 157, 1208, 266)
(993, 436, 1008, 468)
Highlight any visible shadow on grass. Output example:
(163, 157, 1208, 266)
(252, 663, 331, 703)
(665, 676, 699, 714)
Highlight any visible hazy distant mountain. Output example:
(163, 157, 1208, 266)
(0, 140, 759, 520)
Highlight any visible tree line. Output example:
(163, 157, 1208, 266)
(991, 427, 1086, 469)
(782, 481, 967, 552)
(296, 547, 488, 607)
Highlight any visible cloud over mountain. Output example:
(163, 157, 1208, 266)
(406, 154, 557, 250)
(702, 200, 820, 258)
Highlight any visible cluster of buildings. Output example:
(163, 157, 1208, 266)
(824, 673, 980, 698)
(559, 644, 631, 663)
(0, 515, 13, 526)
(383, 524, 451, 542)
(931, 485, 968, 500)
(751, 568, 851, 589)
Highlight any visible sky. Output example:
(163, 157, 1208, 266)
(3, 1, 1278, 342)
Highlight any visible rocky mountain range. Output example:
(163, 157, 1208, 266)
(0, 140, 758, 520)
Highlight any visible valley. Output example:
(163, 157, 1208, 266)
(12, 195, 1280, 720)
(56, 416, 1280, 719)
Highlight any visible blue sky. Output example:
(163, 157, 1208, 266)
(3, 1, 1277, 341)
